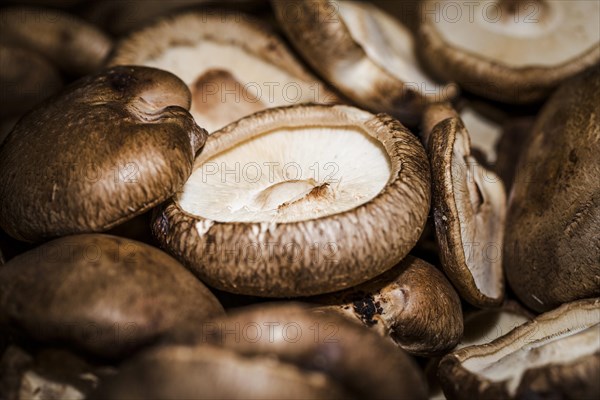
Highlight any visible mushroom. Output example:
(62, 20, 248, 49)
(271, 0, 457, 125)
(109, 11, 338, 133)
(424, 102, 506, 307)
(0, 66, 206, 242)
(418, 0, 600, 103)
(97, 303, 428, 399)
(152, 104, 431, 297)
(0, 44, 62, 118)
(313, 255, 463, 356)
(504, 67, 600, 312)
(0, 234, 224, 359)
(0, 7, 112, 76)
(438, 298, 600, 399)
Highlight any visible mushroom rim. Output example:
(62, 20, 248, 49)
(418, 19, 600, 102)
(430, 117, 505, 307)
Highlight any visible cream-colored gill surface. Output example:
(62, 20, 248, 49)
(432, 0, 600, 67)
(460, 107, 502, 164)
(144, 42, 321, 132)
(177, 126, 392, 223)
(463, 322, 600, 396)
(452, 129, 505, 299)
(338, 1, 443, 91)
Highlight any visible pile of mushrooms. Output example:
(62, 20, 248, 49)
(0, 1, 598, 399)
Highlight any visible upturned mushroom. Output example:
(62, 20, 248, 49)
(109, 11, 338, 133)
(0, 6, 112, 76)
(0, 234, 224, 359)
(504, 67, 600, 312)
(438, 298, 600, 399)
(153, 104, 431, 297)
(96, 303, 428, 399)
(424, 102, 506, 307)
(313, 255, 463, 356)
(0, 66, 206, 242)
(418, 0, 600, 103)
(271, 0, 457, 125)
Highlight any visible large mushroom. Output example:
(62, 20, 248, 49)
(0, 66, 206, 242)
(424, 103, 506, 307)
(271, 0, 457, 125)
(418, 0, 600, 103)
(504, 67, 600, 312)
(313, 255, 463, 356)
(153, 104, 431, 297)
(109, 11, 338, 133)
(438, 298, 600, 399)
(0, 234, 224, 359)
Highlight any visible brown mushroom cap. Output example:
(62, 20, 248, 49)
(313, 255, 463, 356)
(0, 6, 112, 76)
(425, 102, 506, 307)
(418, 0, 600, 103)
(0, 66, 206, 242)
(0, 234, 224, 359)
(438, 298, 600, 400)
(271, 0, 457, 125)
(153, 104, 431, 297)
(504, 67, 600, 312)
(102, 303, 427, 399)
(109, 11, 338, 133)
(0, 44, 63, 118)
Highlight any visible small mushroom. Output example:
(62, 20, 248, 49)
(0, 6, 112, 76)
(0, 66, 206, 242)
(271, 0, 457, 125)
(418, 0, 600, 103)
(425, 102, 506, 307)
(313, 255, 463, 356)
(504, 67, 600, 312)
(97, 303, 428, 399)
(0, 234, 224, 359)
(0, 44, 63, 118)
(438, 298, 600, 399)
(153, 104, 431, 297)
(109, 11, 338, 133)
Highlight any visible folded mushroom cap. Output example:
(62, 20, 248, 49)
(0, 66, 206, 242)
(153, 104, 431, 297)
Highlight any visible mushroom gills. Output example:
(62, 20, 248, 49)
(463, 322, 600, 396)
(338, 1, 441, 91)
(178, 126, 392, 223)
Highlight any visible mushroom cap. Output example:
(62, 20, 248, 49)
(96, 303, 427, 399)
(426, 103, 506, 307)
(153, 104, 431, 297)
(504, 67, 600, 312)
(438, 298, 600, 400)
(0, 66, 206, 242)
(271, 0, 457, 125)
(0, 6, 112, 76)
(0, 234, 224, 359)
(109, 11, 338, 133)
(314, 255, 463, 356)
(418, 0, 600, 103)
(0, 44, 63, 118)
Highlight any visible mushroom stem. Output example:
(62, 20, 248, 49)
(421, 102, 457, 147)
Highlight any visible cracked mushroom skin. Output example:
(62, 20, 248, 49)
(152, 104, 431, 297)
(271, 0, 457, 125)
(98, 303, 427, 399)
(504, 68, 600, 313)
(438, 298, 600, 400)
(418, 0, 600, 104)
(425, 103, 506, 308)
(0, 234, 224, 359)
(109, 11, 338, 133)
(0, 7, 112, 76)
(313, 255, 463, 356)
(0, 66, 206, 243)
